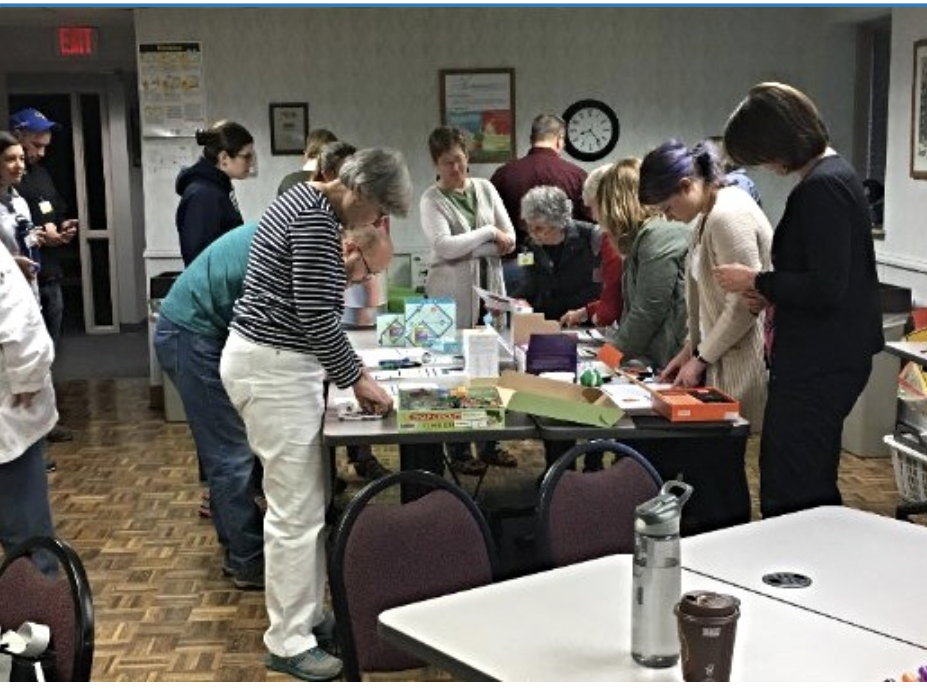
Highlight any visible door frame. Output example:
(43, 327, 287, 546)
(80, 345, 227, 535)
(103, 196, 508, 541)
(8, 72, 141, 334)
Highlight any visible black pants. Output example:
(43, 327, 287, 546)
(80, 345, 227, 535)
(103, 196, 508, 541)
(759, 364, 872, 519)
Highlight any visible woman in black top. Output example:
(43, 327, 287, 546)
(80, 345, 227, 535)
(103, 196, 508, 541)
(714, 82, 883, 518)
(175, 120, 253, 265)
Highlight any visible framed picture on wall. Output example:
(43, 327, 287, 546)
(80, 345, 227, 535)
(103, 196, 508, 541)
(270, 102, 308, 156)
(911, 39, 927, 179)
(439, 68, 515, 164)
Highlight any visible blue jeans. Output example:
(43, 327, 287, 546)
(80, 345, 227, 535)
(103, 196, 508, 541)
(0, 439, 57, 577)
(153, 315, 264, 572)
(39, 280, 64, 347)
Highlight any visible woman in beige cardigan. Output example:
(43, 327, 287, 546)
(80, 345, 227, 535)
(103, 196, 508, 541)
(638, 139, 772, 431)
(420, 126, 515, 329)
(419, 125, 517, 472)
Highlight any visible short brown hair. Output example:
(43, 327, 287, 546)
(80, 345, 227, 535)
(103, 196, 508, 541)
(427, 126, 470, 163)
(723, 82, 828, 173)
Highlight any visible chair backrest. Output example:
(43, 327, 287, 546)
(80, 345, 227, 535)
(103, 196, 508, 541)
(0, 536, 95, 681)
(329, 470, 499, 681)
(536, 440, 663, 570)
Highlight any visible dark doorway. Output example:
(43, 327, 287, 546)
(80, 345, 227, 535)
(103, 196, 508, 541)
(9, 93, 85, 335)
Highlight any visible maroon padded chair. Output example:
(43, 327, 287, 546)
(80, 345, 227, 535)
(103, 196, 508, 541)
(0, 536, 94, 681)
(536, 440, 663, 570)
(329, 470, 498, 681)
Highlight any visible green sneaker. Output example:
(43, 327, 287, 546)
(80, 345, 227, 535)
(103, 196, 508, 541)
(265, 647, 343, 681)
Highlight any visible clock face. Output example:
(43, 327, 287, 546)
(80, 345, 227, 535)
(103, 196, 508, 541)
(562, 99, 620, 162)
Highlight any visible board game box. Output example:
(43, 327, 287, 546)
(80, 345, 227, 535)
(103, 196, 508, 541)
(397, 384, 504, 431)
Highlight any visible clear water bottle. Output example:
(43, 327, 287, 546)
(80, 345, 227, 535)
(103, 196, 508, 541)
(631, 479, 693, 668)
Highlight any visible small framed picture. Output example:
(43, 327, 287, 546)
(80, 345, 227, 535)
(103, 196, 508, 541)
(911, 39, 927, 179)
(269, 102, 308, 156)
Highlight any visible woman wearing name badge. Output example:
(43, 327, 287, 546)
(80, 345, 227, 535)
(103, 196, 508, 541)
(513, 185, 603, 321)
(638, 139, 772, 431)
(419, 125, 518, 475)
(715, 83, 883, 518)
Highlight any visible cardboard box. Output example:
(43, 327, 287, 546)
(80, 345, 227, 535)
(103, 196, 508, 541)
(496, 370, 624, 428)
(651, 387, 740, 423)
(397, 384, 504, 431)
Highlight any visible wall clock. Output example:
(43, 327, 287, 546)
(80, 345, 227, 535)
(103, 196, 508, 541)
(562, 99, 620, 162)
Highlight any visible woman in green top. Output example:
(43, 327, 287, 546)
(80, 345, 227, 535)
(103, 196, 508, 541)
(596, 158, 691, 371)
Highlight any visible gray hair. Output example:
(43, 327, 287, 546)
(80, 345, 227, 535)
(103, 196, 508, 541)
(520, 185, 572, 230)
(582, 164, 612, 207)
(338, 147, 413, 217)
(530, 114, 565, 144)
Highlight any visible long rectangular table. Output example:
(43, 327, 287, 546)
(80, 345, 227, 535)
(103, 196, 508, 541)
(681, 505, 927, 649)
(327, 328, 753, 533)
(378, 553, 925, 681)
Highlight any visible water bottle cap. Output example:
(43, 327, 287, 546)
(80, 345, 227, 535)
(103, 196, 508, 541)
(634, 480, 693, 536)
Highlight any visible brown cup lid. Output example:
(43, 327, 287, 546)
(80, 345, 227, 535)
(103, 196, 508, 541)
(677, 590, 740, 618)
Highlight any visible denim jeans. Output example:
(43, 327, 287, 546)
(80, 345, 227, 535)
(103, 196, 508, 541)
(39, 280, 64, 347)
(153, 316, 264, 572)
(0, 439, 57, 577)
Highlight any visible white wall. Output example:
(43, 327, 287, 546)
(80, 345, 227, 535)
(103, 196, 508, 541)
(877, 7, 927, 305)
(136, 6, 860, 280)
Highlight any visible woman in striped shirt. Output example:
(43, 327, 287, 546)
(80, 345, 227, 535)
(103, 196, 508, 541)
(221, 148, 412, 682)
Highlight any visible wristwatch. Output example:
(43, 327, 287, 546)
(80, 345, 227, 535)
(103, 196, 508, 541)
(693, 348, 709, 365)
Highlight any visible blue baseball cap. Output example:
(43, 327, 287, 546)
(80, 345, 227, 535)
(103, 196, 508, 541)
(10, 108, 59, 132)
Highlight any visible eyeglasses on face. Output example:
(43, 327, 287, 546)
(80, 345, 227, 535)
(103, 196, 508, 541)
(357, 246, 382, 280)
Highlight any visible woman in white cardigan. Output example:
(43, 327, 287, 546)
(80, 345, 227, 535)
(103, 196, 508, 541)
(420, 126, 516, 329)
(419, 126, 517, 473)
(0, 245, 58, 577)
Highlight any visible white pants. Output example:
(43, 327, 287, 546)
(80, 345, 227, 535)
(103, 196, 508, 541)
(221, 332, 330, 657)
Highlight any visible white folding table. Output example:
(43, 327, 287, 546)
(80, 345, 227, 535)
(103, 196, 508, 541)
(378, 553, 925, 681)
(681, 505, 927, 648)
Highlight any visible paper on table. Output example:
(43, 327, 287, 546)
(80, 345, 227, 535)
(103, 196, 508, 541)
(474, 286, 531, 313)
(600, 381, 671, 413)
(331, 384, 399, 417)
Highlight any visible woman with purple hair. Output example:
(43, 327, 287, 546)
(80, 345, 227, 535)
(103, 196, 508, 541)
(638, 139, 772, 430)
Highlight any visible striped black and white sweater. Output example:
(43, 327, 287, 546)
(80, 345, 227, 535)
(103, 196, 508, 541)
(230, 183, 363, 388)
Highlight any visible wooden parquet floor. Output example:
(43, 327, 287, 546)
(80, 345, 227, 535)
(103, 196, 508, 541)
(31, 377, 917, 681)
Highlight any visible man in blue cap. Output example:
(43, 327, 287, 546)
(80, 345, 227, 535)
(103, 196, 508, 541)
(11, 108, 79, 447)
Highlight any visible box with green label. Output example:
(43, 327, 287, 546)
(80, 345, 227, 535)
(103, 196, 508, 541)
(397, 384, 505, 431)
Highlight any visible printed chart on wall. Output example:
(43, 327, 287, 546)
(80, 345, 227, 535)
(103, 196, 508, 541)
(138, 42, 205, 137)
(440, 68, 515, 164)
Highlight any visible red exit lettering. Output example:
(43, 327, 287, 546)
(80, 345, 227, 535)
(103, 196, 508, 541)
(57, 27, 96, 57)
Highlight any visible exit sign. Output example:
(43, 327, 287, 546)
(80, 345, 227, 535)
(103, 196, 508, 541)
(57, 26, 97, 57)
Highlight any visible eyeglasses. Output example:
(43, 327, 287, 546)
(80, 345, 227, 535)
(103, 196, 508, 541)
(236, 151, 255, 161)
(357, 246, 382, 280)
